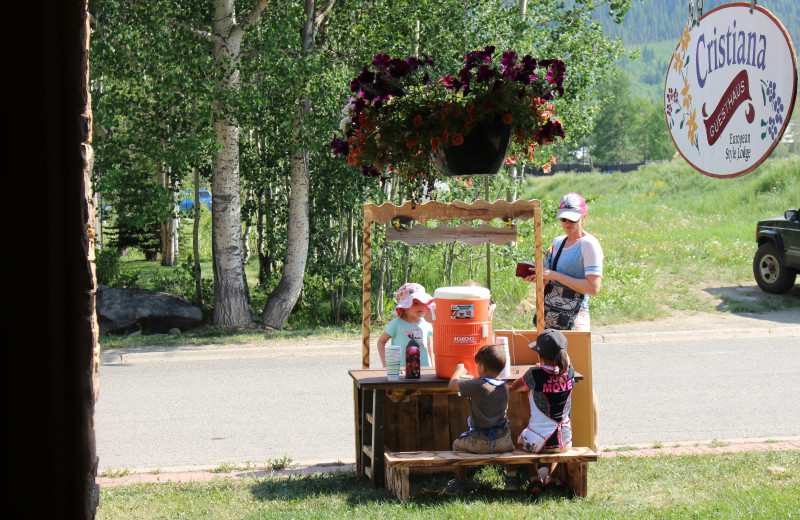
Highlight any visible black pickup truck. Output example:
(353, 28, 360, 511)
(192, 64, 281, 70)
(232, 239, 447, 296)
(753, 206, 800, 293)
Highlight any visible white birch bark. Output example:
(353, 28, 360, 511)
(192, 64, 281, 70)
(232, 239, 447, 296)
(262, 110, 310, 328)
(261, 0, 327, 328)
(210, 0, 251, 326)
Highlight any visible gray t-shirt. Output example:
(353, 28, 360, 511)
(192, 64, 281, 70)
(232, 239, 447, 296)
(457, 377, 510, 439)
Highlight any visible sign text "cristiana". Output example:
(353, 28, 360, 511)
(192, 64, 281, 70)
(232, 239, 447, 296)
(696, 20, 766, 88)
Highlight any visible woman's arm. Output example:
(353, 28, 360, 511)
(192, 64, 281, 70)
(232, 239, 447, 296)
(548, 272, 602, 296)
(523, 271, 601, 296)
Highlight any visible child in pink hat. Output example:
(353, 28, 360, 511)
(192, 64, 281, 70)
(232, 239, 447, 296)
(376, 283, 435, 367)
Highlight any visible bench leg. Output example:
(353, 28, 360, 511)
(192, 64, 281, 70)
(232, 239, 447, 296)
(385, 465, 409, 503)
(565, 461, 588, 497)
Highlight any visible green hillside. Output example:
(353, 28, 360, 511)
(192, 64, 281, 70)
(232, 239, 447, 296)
(518, 155, 799, 324)
(597, 0, 798, 104)
(600, 0, 798, 47)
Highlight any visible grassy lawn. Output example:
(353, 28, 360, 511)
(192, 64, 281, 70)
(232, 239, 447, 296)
(97, 450, 798, 519)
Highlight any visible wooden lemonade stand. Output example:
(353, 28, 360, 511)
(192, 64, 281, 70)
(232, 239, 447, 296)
(348, 198, 597, 498)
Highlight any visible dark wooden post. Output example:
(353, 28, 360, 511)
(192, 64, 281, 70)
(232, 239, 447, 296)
(11, 0, 100, 517)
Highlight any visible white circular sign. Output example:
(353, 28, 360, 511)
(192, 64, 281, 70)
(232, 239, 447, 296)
(664, 3, 797, 178)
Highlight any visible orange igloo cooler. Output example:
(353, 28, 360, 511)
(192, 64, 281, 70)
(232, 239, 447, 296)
(431, 286, 492, 378)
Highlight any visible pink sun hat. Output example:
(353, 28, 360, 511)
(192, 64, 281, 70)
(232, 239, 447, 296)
(557, 192, 586, 221)
(394, 282, 434, 316)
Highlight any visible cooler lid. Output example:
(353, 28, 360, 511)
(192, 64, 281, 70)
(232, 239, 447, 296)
(433, 286, 491, 300)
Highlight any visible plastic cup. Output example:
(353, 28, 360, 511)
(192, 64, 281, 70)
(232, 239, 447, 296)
(498, 337, 511, 379)
(385, 345, 402, 381)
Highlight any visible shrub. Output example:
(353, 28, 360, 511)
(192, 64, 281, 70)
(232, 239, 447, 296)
(96, 248, 141, 288)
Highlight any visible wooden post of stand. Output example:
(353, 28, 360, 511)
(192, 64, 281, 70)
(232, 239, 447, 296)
(534, 202, 544, 332)
(362, 209, 372, 369)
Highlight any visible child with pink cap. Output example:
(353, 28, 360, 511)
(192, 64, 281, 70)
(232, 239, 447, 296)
(376, 283, 435, 367)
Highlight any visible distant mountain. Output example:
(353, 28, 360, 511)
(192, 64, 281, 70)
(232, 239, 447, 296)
(598, 0, 798, 48)
(596, 0, 798, 104)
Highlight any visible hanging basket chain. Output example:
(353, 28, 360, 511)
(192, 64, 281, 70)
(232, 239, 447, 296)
(688, 0, 704, 28)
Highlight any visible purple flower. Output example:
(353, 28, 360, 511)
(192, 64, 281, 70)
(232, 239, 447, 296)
(330, 137, 349, 155)
(766, 81, 776, 102)
(388, 58, 410, 78)
(503, 67, 516, 81)
(357, 65, 375, 84)
(362, 165, 381, 177)
(538, 120, 565, 142)
(353, 97, 366, 114)
(464, 45, 495, 68)
(476, 64, 494, 82)
(772, 96, 784, 114)
(372, 54, 391, 68)
(501, 51, 517, 69)
(521, 55, 537, 70)
(458, 68, 472, 86)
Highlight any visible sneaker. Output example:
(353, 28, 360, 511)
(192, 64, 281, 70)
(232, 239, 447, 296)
(504, 474, 521, 491)
(444, 478, 469, 495)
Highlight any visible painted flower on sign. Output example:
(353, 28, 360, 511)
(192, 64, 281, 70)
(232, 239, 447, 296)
(665, 23, 698, 151)
(687, 108, 698, 146)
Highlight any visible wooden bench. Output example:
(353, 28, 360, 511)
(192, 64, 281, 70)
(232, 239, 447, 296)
(384, 447, 598, 502)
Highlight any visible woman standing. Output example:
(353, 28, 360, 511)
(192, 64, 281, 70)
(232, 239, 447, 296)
(522, 191, 603, 450)
(523, 192, 604, 330)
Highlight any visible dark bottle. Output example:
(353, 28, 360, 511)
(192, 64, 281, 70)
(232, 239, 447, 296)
(405, 338, 421, 379)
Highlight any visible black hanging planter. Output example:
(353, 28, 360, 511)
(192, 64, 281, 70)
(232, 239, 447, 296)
(430, 115, 512, 177)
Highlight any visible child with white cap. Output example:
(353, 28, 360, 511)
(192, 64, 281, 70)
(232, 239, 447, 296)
(376, 283, 435, 367)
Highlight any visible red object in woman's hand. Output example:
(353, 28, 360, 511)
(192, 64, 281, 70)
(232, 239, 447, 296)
(515, 261, 535, 278)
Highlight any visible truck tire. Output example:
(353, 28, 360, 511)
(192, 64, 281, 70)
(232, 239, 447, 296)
(753, 242, 797, 293)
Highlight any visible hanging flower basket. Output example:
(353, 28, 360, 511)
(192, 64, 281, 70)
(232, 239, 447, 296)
(330, 46, 566, 198)
(430, 114, 512, 177)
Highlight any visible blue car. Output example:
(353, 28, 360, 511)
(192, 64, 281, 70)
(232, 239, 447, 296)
(179, 190, 212, 212)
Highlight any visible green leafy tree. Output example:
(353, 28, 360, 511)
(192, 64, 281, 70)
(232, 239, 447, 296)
(91, 0, 633, 328)
(90, 0, 216, 266)
(591, 70, 634, 162)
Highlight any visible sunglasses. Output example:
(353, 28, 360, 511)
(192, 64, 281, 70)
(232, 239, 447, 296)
(559, 217, 579, 223)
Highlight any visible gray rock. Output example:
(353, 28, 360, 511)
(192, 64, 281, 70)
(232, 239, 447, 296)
(127, 330, 142, 337)
(168, 328, 182, 335)
(97, 285, 203, 335)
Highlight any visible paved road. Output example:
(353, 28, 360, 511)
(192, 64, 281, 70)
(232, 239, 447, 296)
(95, 319, 800, 472)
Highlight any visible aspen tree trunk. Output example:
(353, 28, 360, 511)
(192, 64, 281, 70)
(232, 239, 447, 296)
(160, 168, 179, 267)
(211, 0, 251, 325)
(257, 188, 270, 284)
(242, 188, 254, 264)
(261, 0, 316, 329)
(261, 104, 310, 328)
(193, 167, 203, 306)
